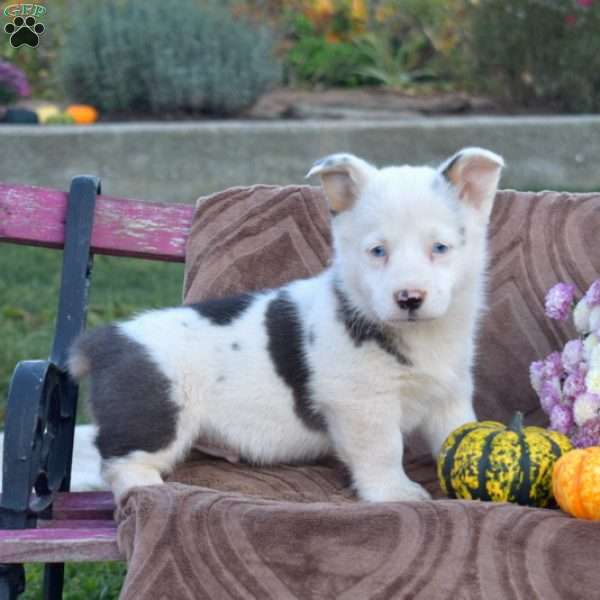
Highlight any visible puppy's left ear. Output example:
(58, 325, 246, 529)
(306, 153, 377, 214)
(440, 147, 504, 221)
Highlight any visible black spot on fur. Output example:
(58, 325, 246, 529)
(265, 291, 326, 432)
(333, 285, 411, 366)
(231, 342, 240, 351)
(190, 293, 254, 325)
(307, 328, 316, 346)
(70, 325, 179, 459)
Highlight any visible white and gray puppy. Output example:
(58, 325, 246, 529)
(69, 147, 504, 502)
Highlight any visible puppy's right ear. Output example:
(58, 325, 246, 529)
(306, 153, 376, 213)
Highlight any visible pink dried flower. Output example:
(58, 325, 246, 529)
(571, 416, 600, 448)
(561, 339, 585, 374)
(564, 14, 577, 26)
(545, 283, 577, 320)
(585, 279, 600, 307)
(550, 404, 574, 435)
(577, 0, 593, 7)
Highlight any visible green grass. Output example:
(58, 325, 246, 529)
(24, 563, 128, 600)
(0, 244, 183, 415)
(0, 243, 184, 599)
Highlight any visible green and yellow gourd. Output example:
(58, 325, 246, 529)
(437, 412, 572, 507)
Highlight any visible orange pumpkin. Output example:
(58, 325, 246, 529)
(65, 104, 99, 125)
(552, 447, 600, 520)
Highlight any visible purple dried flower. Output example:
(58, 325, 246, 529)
(550, 403, 574, 435)
(529, 360, 545, 394)
(563, 367, 587, 403)
(543, 352, 564, 379)
(562, 339, 585, 374)
(585, 279, 600, 307)
(571, 416, 600, 448)
(540, 377, 562, 414)
(0, 60, 30, 104)
(545, 282, 577, 320)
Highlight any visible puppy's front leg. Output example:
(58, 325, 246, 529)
(328, 409, 431, 503)
(421, 383, 476, 458)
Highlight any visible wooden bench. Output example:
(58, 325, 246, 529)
(0, 177, 196, 599)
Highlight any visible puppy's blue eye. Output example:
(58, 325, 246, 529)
(369, 245, 386, 258)
(432, 243, 450, 255)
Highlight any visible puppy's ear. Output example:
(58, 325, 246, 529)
(440, 147, 504, 221)
(306, 153, 376, 213)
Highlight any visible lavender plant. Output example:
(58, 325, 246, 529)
(58, 0, 280, 116)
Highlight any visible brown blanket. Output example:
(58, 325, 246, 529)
(117, 186, 600, 599)
(117, 481, 600, 599)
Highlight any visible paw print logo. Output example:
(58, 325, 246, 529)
(4, 16, 45, 48)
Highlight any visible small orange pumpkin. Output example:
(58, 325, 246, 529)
(65, 104, 99, 125)
(552, 447, 600, 520)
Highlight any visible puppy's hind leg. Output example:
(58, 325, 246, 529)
(102, 453, 167, 502)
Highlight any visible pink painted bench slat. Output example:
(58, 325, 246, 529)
(0, 527, 121, 563)
(0, 182, 196, 262)
(51, 491, 115, 521)
(0, 492, 120, 563)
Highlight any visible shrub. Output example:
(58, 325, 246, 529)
(281, 1, 464, 89)
(58, 0, 281, 116)
(284, 14, 374, 86)
(467, 0, 600, 112)
(0, 61, 30, 104)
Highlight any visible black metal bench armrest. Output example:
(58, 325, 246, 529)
(0, 360, 71, 528)
(0, 176, 99, 530)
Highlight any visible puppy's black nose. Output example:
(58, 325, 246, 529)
(395, 290, 426, 311)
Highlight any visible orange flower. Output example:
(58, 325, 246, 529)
(351, 0, 367, 22)
(313, 0, 334, 17)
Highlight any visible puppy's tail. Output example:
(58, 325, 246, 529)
(67, 334, 92, 380)
(67, 324, 123, 380)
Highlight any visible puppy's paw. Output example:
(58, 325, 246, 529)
(361, 479, 431, 503)
(395, 481, 432, 502)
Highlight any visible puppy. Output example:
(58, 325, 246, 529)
(69, 147, 504, 502)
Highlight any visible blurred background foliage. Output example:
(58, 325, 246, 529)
(3, 0, 600, 115)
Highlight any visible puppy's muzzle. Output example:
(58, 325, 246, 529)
(395, 289, 426, 312)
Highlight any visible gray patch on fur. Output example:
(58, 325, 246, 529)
(231, 342, 240, 351)
(70, 325, 179, 459)
(333, 284, 412, 366)
(459, 226, 466, 246)
(190, 293, 254, 326)
(265, 291, 327, 432)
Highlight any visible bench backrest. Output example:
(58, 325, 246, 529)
(0, 182, 195, 261)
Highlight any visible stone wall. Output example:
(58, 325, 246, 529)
(1, 116, 598, 203)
